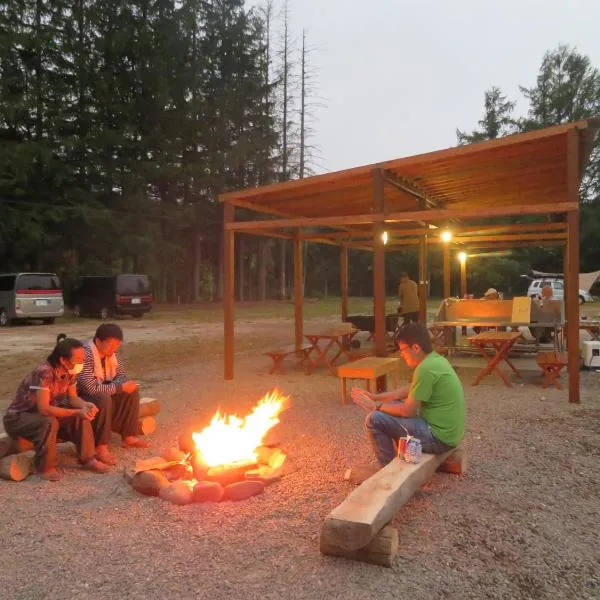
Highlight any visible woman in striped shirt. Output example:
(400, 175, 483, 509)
(77, 323, 150, 466)
(3, 335, 112, 481)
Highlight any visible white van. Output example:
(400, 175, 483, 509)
(526, 278, 593, 305)
(0, 272, 65, 326)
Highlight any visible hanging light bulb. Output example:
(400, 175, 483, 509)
(441, 230, 452, 243)
(458, 251, 467, 263)
(382, 231, 389, 245)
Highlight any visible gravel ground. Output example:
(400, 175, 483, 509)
(1, 349, 600, 600)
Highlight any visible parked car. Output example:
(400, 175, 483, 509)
(0, 272, 65, 326)
(69, 274, 153, 319)
(526, 278, 593, 304)
(69, 273, 153, 319)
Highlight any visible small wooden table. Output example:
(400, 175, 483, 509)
(305, 326, 358, 374)
(337, 357, 402, 404)
(469, 331, 523, 387)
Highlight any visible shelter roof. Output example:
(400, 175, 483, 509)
(221, 119, 600, 227)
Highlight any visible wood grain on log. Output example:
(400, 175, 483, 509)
(138, 416, 157, 436)
(321, 448, 459, 552)
(139, 397, 161, 418)
(0, 452, 34, 482)
(320, 525, 399, 567)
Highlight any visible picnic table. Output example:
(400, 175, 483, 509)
(469, 331, 524, 387)
(305, 326, 358, 374)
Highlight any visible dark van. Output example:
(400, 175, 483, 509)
(0, 272, 65, 326)
(70, 274, 153, 319)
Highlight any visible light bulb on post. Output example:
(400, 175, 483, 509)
(458, 251, 467, 263)
(382, 231, 388, 245)
(441, 230, 452, 243)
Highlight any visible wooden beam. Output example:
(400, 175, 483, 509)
(340, 245, 349, 322)
(418, 235, 428, 323)
(566, 129, 580, 404)
(382, 170, 440, 209)
(452, 232, 566, 243)
(225, 202, 578, 232)
(373, 169, 387, 357)
(460, 257, 467, 298)
(223, 203, 235, 380)
(294, 231, 304, 352)
(443, 244, 451, 298)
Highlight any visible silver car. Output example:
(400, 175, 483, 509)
(0, 272, 65, 326)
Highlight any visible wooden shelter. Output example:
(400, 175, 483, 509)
(220, 119, 600, 403)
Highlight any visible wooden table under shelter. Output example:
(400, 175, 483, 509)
(305, 326, 358, 374)
(469, 331, 524, 387)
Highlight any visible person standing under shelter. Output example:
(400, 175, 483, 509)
(77, 323, 150, 466)
(351, 323, 465, 466)
(398, 271, 420, 324)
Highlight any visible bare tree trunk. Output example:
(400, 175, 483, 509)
(237, 237, 246, 301)
(258, 239, 268, 300)
(299, 29, 306, 178)
(281, 0, 289, 180)
(193, 230, 202, 301)
(279, 240, 286, 299)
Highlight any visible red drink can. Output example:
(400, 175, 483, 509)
(397, 438, 407, 459)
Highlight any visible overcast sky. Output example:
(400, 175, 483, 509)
(282, 0, 600, 173)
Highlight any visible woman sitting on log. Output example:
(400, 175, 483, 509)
(77, 323, 150, 466)
(2, 335, 111, 481)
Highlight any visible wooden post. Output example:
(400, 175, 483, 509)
(340, 244, 349, 322)
(294, 231, 304, 351)
(372, 168, 386, 357)
(443, 244, 451, 298)
(566, 129, 580, 404)
(460, 256, 467, 298)
(223, 202, 235, 380)
(418, 235, 428, 323)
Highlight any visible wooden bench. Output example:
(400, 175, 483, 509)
(337, 357, 402, 405)
(537, 351, 568, 389)
(320, 446, 467, 567)
(265, 343, 313, 375)
(0, 397, 161, 481)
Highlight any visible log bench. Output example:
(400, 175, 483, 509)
(265, 343, 313, 375)
(320, 446, 467, 567)
(0, 397, 160, 481)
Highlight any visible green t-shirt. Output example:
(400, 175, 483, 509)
(409, 352, 465, 447)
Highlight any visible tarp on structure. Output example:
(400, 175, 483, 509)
(530, 269, 600, 291)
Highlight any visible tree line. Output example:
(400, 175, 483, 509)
(0, 0, 317, 301)
(0, 5, 598, 303)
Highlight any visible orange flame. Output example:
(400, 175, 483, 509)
(192, 389, 289, 468)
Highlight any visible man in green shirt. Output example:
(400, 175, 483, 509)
(351, 323, 465, 466)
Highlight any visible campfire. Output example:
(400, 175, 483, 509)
(127, 389, 295, 505)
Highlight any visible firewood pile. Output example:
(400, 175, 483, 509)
(125, 437, 296, 505)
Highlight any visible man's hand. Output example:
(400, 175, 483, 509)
(79, 403, 97, 421)
(350, 387, 376, 411)
(122, 381, 139, 394)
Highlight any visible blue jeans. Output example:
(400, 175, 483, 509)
(365, 410, 453, 466)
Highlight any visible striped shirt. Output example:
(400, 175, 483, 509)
(77, 343, 126, 398)
(7, 362, 76, 413)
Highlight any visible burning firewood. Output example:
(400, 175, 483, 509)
(132, 470, 170, 496)
(223, 480, 265, 501)
(159, 480, 194, 505)
(192, 481, 224, 503)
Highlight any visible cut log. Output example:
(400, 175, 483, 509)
(138, 416, 157, 436)
(139, 397, 161, 418)
(436, 446, 467, 475)
(320, 525, 399, 568)
(0, 452, 34, 482)
(321, 448, 461, 552)
(0, 433, 33, 459)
